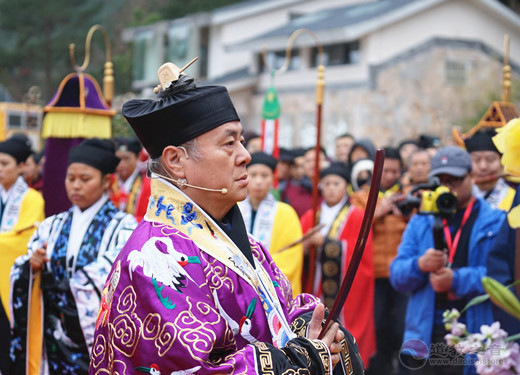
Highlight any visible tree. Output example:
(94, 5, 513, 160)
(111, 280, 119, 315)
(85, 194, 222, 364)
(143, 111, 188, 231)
(0, 0, 105, 101)
(158, 0, 244, 20)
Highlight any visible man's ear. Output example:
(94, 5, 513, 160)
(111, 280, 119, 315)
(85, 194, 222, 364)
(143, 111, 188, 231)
(162, 146, 186, 179)
(102, 173, 112, 190)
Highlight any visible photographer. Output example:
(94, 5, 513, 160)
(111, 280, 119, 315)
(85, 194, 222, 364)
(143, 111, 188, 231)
(390, 146, 506, 374)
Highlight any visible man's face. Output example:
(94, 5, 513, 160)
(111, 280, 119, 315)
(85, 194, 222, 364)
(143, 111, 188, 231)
(350, 146, 369, 164)
(0, 153, 21, 190)
(408, 151, 430, 184)
(247, 164, 274, 202)
(335, 136, 354, 163)
(399, 143, 419, 168)
(303, 149, 326, 180)
(381, 158, 401, 190)
(246, 137, 262, 154)
(66, 163, 110, 211)
(115, 150, 138, 181)
(21, 155, 36, 182)
(277, 160, 290, 180)
(470, 150, 503, 191)
(437, 173, 473, 209)
(321, 174, 347, 206)
(184, 121, 251, 207)
(291, 156, 305, 180)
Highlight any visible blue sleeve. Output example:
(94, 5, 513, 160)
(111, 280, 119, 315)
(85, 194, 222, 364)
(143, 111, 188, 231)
(390, 215, 429, 292)
(453, 207, 507, 298)
(487, 187, 519, 286)
(451, 265, 487, 298)
(485, 193, 520, 336)
(486, 217, 515, 286)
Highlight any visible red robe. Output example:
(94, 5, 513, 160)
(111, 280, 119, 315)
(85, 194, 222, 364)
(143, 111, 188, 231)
(301, 203, 376, 368)
(134, 175, 151, 222)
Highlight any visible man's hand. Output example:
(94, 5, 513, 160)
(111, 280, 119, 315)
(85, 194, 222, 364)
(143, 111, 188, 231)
(418, 249, 447, 272)
(307, 304, 343, 368)
(375, 197, 394, 219)
(303, 231, 325, 249)
(30, 241, 49, 272)
(429, 267, 453, 293)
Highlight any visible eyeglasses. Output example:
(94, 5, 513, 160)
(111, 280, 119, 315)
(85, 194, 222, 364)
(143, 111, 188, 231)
(438, 174, 467, 188)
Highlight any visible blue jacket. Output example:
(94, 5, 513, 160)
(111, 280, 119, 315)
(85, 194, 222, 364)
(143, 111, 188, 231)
(486, 186, 520, 337)
(390, 198, 505, 353)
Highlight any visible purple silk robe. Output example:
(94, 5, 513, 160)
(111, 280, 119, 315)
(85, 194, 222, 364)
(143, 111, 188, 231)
(89, 177, 343, 375)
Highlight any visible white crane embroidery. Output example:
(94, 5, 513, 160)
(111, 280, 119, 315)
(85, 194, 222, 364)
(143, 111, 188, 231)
(127, 237, 199, 293)
(212, 289, 258, 344)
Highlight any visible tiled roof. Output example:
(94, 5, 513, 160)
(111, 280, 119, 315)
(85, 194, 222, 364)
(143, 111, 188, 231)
(254, 0, 419, 39)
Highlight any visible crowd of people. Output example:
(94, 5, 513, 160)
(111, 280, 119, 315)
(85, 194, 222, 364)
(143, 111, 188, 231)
(0, 68, 518, 375)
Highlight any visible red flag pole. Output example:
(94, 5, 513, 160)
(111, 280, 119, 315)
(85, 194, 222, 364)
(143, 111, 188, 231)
(261, 29, 325, 293)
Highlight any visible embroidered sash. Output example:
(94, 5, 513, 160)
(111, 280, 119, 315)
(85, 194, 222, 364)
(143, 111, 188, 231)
(378, 182, 401, 199)
(0, 176, 29, 232)
(239, 193, 278, 248)
(320, 204, 353, 310)
(145, 176, 296, 347)
(127, 173, 143, 214)
(50, 200, 119, 280)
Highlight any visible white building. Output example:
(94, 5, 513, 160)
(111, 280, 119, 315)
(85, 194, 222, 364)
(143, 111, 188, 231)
(122, 0, 520, 152)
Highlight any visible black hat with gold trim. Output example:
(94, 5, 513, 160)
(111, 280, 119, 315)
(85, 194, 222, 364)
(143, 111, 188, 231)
(122, 60, 239, 159)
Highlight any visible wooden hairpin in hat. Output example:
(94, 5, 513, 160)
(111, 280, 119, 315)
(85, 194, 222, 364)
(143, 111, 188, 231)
(153, 57, 199, 94)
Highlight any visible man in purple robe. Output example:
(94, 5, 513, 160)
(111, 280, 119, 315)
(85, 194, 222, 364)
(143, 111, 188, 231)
(89, 65, 363, 375)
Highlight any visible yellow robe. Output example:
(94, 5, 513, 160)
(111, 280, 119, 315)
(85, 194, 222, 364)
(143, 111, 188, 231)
(268, 202, 304, 296)
(239, 196, 303, 296)
(0, 188, 44, 320)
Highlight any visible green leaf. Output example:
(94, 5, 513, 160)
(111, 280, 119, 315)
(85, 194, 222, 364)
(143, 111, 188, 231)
(461, 294, 490, 314)
(506, 333, 520, 342)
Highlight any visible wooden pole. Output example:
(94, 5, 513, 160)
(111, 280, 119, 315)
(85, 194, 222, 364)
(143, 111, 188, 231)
(319, 149, 385, 339)
(306, 64, 325, 293)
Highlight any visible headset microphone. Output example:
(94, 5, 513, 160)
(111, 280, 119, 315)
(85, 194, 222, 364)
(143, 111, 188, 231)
(155, 172, 228, 194)
(181, 182, 228, 195)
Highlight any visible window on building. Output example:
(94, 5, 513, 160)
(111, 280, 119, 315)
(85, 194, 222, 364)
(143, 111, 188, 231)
(445, 60, 467, 85)
(259, 49, 301, 72)
(167, 23, 190, 66)
(27, 114, 38, 129)
(8, 113, 22, 128)
(198, 27, 209, 79)
(166, 23, 208, 79)
(133, 30, 161, 83)
(311, 41, 360, 67)
(6, 110, 41, 130)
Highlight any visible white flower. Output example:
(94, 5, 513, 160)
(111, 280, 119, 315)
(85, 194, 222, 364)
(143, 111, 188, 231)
(452, 322, 467, 336)
(443, 307, 520, 374)
(480, 322, 508, 341)
(454, 334, 483, 354)
(445, 333, 461, 346)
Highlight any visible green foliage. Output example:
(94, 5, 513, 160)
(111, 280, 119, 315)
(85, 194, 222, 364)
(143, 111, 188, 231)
(159, 0, 244, 20)
(0, 0, 114, 101)
(456, 79, 520, 132)
(112, 114, 136, 137)
(90, 49, 134, 96)
(113, 50, 134, 95)
(130, 8, 162, 27)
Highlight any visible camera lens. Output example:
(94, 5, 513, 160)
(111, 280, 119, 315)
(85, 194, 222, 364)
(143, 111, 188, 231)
(436, 192, 457, 216)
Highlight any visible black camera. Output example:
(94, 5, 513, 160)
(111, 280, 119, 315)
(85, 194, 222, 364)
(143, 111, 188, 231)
(396, 177, 458, 217)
